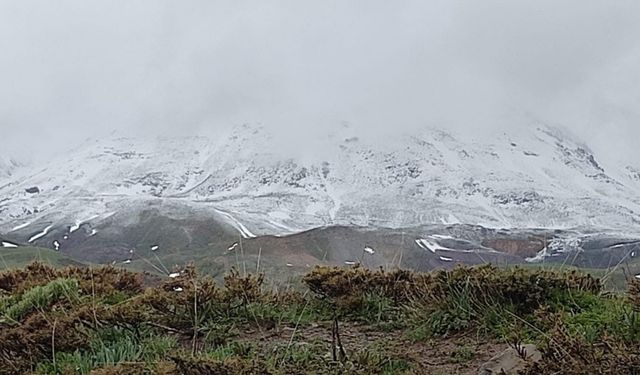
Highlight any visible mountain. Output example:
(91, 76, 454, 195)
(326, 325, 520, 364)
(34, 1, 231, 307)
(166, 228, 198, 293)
(1, 122, 639, 270)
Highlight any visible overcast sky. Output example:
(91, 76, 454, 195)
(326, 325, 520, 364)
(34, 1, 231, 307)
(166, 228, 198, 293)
(1, 0, 639, 162)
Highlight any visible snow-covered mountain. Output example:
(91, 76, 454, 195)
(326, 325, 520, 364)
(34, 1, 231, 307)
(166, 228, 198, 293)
(1, 122, 640, 244)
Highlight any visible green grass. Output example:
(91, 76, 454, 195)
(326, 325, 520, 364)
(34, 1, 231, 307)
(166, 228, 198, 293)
(0, 246, 84, 270)
(36, 328, 178, 374)
(0, 278, 79, 322)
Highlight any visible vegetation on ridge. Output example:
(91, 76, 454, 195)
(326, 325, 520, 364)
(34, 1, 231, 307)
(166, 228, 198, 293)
(0, 261, 639, 374)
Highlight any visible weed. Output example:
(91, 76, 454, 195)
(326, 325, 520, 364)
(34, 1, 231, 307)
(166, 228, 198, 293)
(450, 345, 475, 363)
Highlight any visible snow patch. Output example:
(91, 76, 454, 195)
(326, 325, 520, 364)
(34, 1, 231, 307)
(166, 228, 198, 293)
(53, 240, 60, 251)
(214, 209, 256, 238)
(69, 222, 81, 233)
(415, 238, 452, 253)
(11, 222, 31, 231)
(102, 211, 117, 220)
(415, 239, 433, 252)
(68, 216, 98, 234)
(439, 256, 453, 262)
(28, 225, 53, 243)
(525, 247, 551, 263)
(429, 234, 455, 240)
(2, 241, 18, 248)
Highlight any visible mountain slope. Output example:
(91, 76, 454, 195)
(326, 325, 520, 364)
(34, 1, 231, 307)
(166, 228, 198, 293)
(1, 122, 640, 269)
(1, 123, 639, 241)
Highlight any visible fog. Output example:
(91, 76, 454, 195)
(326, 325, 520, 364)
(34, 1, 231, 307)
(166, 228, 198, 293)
(1, 0, 639, 163)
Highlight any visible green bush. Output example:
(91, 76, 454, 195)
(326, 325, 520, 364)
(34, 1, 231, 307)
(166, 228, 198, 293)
(1, 278, 79, 322)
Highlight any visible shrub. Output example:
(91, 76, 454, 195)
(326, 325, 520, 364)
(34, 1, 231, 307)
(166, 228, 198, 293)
(1, 278, 79, 323)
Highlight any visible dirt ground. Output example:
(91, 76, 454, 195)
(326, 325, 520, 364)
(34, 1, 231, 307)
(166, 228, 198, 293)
(236, 321, 507, 374)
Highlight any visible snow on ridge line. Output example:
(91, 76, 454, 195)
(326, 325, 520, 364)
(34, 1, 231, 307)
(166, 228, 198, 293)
(28, 225, 53, 243)
(2, 241, 18, 248)
(213, 208, 256, 238)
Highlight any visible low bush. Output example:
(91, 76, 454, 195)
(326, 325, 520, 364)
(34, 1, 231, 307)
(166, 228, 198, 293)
(0, 261, 634, 374)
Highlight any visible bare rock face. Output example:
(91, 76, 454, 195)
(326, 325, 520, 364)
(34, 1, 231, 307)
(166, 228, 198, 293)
(481, 238, 546, 257)
(25, 186, 40, 194)
(478, 344, 541, 375)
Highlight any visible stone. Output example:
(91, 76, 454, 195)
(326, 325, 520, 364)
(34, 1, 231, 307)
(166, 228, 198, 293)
(25, 186, 40, 194)
(478, 344, 542, 375)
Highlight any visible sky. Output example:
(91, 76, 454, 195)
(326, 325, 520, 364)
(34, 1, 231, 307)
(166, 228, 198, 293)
(0, 0, 639, 162)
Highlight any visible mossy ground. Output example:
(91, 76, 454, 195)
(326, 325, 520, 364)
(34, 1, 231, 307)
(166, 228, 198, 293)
(0, 261, 639, 374)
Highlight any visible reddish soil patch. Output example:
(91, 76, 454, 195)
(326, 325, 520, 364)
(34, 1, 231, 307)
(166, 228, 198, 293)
(482, 237, 547, 257)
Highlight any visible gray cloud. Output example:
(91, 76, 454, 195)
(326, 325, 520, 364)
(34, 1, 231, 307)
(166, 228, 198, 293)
(1, 0, 639, 163)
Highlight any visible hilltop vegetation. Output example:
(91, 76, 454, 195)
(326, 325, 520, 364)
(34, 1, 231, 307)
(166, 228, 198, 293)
(0, 262, 639, 374)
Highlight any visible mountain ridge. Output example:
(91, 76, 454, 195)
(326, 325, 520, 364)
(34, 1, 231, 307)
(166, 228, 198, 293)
(1, 122, 640, 270)
(1, 122, 639, 238)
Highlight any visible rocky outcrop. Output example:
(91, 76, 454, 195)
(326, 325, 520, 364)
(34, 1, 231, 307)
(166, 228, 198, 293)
(25, 186, 40, 194)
